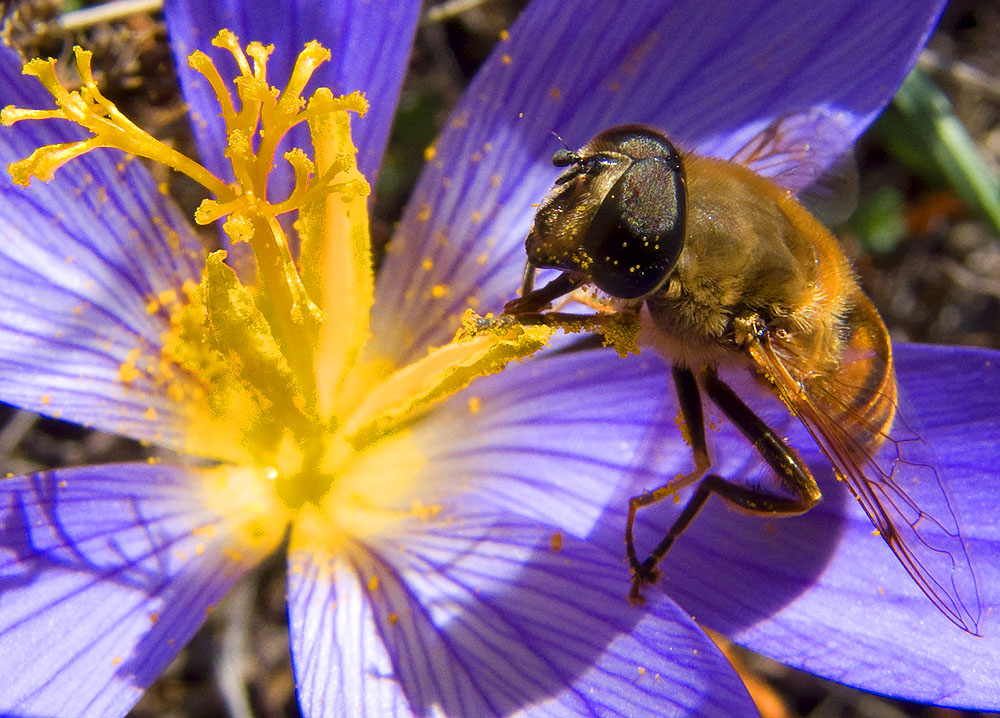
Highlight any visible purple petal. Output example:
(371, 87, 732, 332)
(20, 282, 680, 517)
(406, 348, 689, 539)
(0, 47, 206, 448)
(406, 338, 1000, 708)
(288, 515, 757, 717)
(163, 0, 420, 191)
(286, 548, 410, 717)
(0, 463, 268, 716)
(370, 0, 945, 365)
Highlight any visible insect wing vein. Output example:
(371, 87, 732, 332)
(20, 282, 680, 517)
(752, 340, 982, 635)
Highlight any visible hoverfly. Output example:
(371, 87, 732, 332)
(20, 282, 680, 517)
(502, 115, 981, 634)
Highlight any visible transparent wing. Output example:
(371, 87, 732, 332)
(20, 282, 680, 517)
(730, 109, 858, 224)
(749, 294, 981, 634)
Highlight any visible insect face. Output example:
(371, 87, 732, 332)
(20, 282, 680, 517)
(525, 125, 687, 299)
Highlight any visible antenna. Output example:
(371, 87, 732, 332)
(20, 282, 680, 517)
(516, 112, 578, 167)
(550, 129, 571, 152)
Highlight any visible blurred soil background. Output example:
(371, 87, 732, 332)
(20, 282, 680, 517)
(0, 0, 998, 716)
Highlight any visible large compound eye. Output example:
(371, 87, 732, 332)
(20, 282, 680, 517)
(581, 129, 686, 298)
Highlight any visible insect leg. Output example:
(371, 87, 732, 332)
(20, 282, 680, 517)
(520, 261, 537, 297)
(626, 366, 711, 601)
(503, 271, 584, 314)
(703, 368, 821, 512)
(629, 367, 822, 602)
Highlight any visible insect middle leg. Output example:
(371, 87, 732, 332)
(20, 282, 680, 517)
(626, 366, 711, 583)
(628, 366, 822, 603)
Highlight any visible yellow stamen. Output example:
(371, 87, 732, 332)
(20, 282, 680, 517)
(3, 33, 368, 335)
(2, 32, 600, 556)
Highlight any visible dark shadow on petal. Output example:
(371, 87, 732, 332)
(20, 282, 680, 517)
(706, 345, 1000, 707)
(654, 463, 851, 635)
(336, 346, 1000, 715)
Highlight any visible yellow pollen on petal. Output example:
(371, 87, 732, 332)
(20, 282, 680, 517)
(550, 531, 563, 553)
(117, 348, 142, 384)
(410, 500, 442, 522)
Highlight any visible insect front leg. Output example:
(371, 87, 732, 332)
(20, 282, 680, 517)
(628, 366, 822, 603)
(503, 264, 585, 314)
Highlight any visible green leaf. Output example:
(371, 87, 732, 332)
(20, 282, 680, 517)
(881, 68, 1000, 238)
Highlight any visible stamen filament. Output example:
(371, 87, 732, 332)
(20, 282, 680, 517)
(253, 42, 330, 204)
(3, 48, 232, 196)
(281, 41, 331, 109)
(246, 42, 274, 82)
(187, 50, 238, 127)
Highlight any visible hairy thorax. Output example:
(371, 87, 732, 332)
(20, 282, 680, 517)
(640, 154, 854, 376)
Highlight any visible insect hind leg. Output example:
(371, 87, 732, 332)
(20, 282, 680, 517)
(628, 367, 822, 604)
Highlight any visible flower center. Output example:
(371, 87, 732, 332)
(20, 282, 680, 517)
(1, 33, 574, 534)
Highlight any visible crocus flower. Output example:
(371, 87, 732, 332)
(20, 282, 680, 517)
(0, 1, 996, 718)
